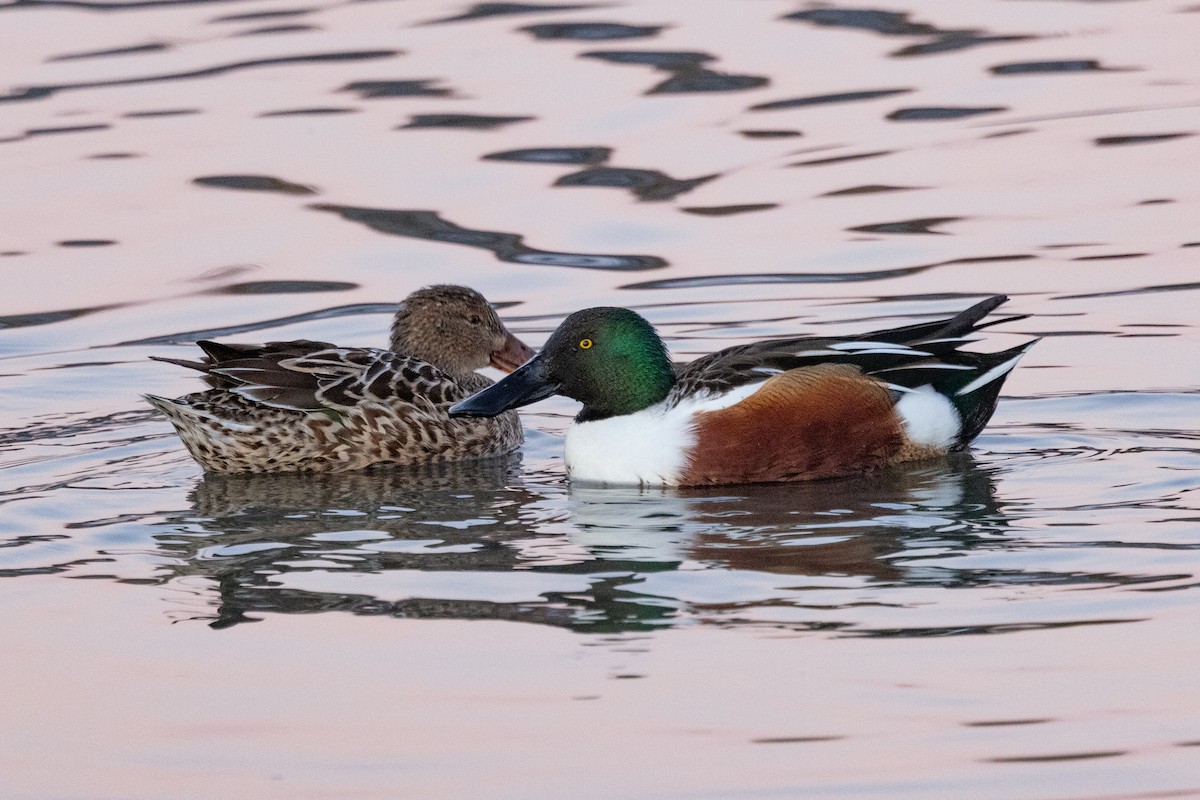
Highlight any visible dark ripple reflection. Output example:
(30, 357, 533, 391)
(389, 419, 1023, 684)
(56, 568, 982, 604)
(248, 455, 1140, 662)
(311, 204, 668, 270)
(424, 3, 601, 26)
(0, 49, 400, 104)
(520, 22, 664, 41)
(784, 7, 1035, 58)
(580, 50, 769, 94)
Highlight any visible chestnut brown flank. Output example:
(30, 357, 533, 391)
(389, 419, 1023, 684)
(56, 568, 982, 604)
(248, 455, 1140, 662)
(680, 364, 905, 486)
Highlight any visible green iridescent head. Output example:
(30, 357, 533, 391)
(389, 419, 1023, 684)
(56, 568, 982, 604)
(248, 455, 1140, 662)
(449, 307, 675, 422)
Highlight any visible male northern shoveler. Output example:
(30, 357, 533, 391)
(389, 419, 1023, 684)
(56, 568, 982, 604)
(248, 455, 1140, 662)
(450, 296, 1036, 487)
(146, 285, 534, 473)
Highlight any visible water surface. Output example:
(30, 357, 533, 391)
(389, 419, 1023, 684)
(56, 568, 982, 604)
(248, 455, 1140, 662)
(2, 0, 1198, 798)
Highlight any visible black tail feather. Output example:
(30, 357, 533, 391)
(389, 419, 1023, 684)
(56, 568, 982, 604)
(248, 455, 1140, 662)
(968, 313, 1029, 333)
(934, 295, 1009, 338)
(148, 355, 210, 373)
(952, 340, 1038, 446)
(868, 295, 1010, 344)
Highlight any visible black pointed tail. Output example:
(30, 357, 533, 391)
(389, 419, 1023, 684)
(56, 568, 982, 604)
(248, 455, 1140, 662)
(951, 339, 1039, 446)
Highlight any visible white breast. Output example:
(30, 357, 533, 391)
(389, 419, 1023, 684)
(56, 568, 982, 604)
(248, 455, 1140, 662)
(563, 382, 766, 486)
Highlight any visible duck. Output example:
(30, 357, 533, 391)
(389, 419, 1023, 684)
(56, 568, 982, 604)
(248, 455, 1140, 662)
(449, 295, 1035, 486)
(146, 285, 534, 473)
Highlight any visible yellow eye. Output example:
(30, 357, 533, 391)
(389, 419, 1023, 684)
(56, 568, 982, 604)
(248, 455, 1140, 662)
(579, 338, 593, 349)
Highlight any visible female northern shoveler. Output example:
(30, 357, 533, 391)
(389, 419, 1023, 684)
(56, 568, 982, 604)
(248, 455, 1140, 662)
(450, 296, 1036, 487)
(146, 285, 534, 473)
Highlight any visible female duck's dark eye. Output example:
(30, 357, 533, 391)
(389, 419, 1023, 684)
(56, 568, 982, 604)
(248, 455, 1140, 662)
(468, 314, 483, 325)
(579, 338, 593, 349)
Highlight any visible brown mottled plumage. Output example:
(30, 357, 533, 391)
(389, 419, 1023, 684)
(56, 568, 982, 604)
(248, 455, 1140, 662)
(145, 285, 534, 473)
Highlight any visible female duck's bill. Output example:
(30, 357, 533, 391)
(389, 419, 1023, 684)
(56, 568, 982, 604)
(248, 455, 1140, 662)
(450, 299, 1036, 487)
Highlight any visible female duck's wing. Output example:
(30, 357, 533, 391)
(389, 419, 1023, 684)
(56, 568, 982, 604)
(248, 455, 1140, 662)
(155, 340, 469, 414)
(149, 339, 336, 391)
(279, 349, 470, 412)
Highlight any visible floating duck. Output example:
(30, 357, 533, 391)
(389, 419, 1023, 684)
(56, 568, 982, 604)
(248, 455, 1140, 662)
(147, 285, 533, 473)
(450, 296, 1034, 486)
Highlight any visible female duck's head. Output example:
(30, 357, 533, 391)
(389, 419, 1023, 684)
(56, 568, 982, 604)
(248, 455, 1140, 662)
(450, 307, 674, 422)
(391, 285, 533, 377)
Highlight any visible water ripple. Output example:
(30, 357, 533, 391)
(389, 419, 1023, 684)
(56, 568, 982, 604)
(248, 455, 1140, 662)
(399, 113, 535, 130)
(193, 174, 317, 195)
(620, 254, 1032, 290)
(233, 24, 318, 37)
(850, 216, 962, 235)
(485, 146, 612, 164)
(520, 22, 664, 41)
(888, 106, 1007, 121)
(47, 42, 170, 62)
(821, 184, 921, 196)
(340, 79, 453, 99)
(739, 129, 802, 139)
(1056, 282, 1200, 300)
(681, 204, 777, 217)
(784, 7, 1034, 58)
(204, 280, 357, 296)
(120, 303, 402, 346)
(750, 88, 912, 111)
(791, 149, 893, 167)
(311, 204, 668, 270)
(0, 305, 121, 331)
(990, 59, 1129, 76)
(1, 0, 247, 9)
(210, 8, 315, 24)
(423, 3, 600, 25)
(554, 166, 718, 202)
(123, 108, 198, 118)
(0, 124, 111, 144)
(1095, 132, 1193, 146)
(0, 49, 400, 104)
(259, 106, 356, 117)
(580, 50, 769, 94)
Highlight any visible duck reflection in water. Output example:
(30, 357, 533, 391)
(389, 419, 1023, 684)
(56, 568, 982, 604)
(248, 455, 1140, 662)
(567, 452, 1008, 585)
(151, 453, 1017, 631)
(159, 454, 554, 628)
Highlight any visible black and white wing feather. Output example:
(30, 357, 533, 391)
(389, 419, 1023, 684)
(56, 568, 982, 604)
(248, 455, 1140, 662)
(670, 295, 1032, 412)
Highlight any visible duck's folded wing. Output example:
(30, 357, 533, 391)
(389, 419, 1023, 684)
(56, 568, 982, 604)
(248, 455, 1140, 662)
(673, 338, 943, 399)
(277, 349, 468, 412)
(671, 297, 1024, 401)
(150, 339, 336, 391)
